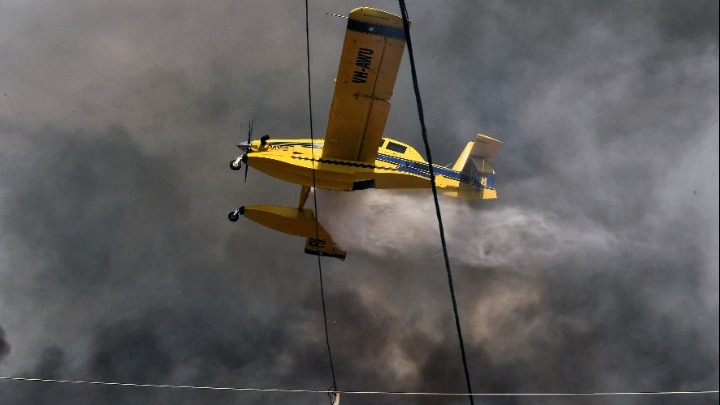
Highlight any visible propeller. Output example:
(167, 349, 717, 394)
(230, 120, 270, 182)
(243, 120, 253, 182)
(230, 120, 254, 181)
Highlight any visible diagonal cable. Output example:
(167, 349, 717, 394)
(397, 1, 475, 404)
(304, 0, 338, 395)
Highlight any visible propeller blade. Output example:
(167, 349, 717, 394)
(244, 119, 253, 182)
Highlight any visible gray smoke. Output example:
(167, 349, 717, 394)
(0, 1, 717, 404)
(320, 190, 618, 269)
(0, 325, 9, 362)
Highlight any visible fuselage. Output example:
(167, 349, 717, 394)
(243, 136, 497, 199)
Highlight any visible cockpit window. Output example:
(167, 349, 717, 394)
(386, 141, 407, 154)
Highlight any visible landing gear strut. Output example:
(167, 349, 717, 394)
(229, 154, 248, 171)
(228, 206, 245, 222)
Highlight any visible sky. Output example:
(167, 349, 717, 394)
(0, 1, 718, 404)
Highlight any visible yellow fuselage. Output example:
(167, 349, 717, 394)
(245, 137, 497, 199)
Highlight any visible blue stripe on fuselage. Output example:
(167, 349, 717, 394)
(347, 19, 405, 40)
(376, 154, 495, 189)
(259, 142, 494, 189)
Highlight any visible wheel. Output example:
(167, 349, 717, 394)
(230, 159, 241, 171)
(228, 211, 240, 222)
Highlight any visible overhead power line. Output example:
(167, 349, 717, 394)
(397, 1, 475, 404)
(1, 376, 718, 398)
(304, 0, 338, 397)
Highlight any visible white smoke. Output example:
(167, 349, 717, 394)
(318, 189, 617, 269)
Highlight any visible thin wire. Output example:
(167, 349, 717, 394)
(1, 376, 717, 398)
(304, 0, 338, 393)
(397, 2, 474, 404)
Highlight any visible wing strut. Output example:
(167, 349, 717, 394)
(299, 185, 311, 210)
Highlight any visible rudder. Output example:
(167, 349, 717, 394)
(449, 134, 502, 199)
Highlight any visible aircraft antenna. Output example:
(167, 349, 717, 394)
(398, 1, 475, 404)
(305, 0, 339, 400)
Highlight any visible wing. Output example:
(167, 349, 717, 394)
(322, 7, 407, 163)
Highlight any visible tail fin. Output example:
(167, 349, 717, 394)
(448, 134, 503, 199)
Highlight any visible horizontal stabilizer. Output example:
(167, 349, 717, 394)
(468, 134, 502, 165)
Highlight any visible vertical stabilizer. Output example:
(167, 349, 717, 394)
(448, 134, 502, 199)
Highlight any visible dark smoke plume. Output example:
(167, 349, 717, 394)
(0, 1, 717, 405)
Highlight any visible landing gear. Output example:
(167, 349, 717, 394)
(228, 206, 245, 222)
(230, 154, 248, 171)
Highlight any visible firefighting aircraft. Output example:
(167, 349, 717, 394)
(228, 7, 502, 260)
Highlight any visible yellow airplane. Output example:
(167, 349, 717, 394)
(228, 7, 502, 260)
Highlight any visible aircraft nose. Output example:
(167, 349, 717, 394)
(237, 141, 251, 152)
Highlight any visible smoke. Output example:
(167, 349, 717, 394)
(0, 0, 718, 404)
(320, 190, 617, 269)
(0, 325, 9, 363)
